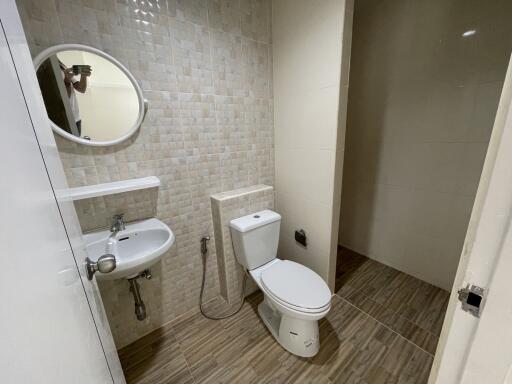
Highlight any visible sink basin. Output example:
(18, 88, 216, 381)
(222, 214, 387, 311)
(84, 218, 175, 280)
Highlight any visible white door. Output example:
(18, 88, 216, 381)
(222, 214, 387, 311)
(430, 55, 512, 383)
(0, 11, 115, 384)
(1, 2, 126, 382)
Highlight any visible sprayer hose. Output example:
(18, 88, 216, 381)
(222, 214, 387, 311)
(199, 243, 247, 320)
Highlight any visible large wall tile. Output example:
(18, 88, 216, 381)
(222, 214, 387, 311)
(339, 0, 512, 290)
(274, 85, 340, 151)
(273, 0, 351, 288)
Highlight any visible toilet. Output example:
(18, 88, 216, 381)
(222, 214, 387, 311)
(229, 209, 332, 357)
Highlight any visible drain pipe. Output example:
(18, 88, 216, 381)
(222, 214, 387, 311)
(127, 269, 152, 321)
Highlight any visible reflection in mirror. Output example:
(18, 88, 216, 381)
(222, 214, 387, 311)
(36, 50, 140, 143)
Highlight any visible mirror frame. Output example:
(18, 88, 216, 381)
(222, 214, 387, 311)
(34, 44, 146, 147)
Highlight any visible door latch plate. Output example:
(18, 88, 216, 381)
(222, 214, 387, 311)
(458, 284, 484, 318)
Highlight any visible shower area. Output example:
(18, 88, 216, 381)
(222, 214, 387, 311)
(336, 0, 512, 356)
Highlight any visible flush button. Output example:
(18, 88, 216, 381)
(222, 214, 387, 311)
(253, 215, 260, 218)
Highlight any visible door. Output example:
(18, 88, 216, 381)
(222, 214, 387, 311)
(1, 2, 126, 382)
(430, 55, 512, 383)
(0, 9, 114, 384)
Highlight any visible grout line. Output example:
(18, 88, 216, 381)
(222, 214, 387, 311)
(335, 251, 437, 356)
(170, 326, 197, 384)
(204, 0, 222, 178)
(333, 293, 435, 357)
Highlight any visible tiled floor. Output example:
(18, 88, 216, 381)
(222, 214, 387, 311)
(118, 248, 449, 384)
(335, 247, 450, 356)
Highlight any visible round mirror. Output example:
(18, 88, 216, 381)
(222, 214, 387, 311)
(34, 44, 146, 146)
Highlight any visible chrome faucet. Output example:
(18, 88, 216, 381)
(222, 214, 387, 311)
(110, 214, 126, 234)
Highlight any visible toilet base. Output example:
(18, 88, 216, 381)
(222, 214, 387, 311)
(258, 300, 320, 357)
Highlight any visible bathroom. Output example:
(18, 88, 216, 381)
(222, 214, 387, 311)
(2, 0, 512, 383)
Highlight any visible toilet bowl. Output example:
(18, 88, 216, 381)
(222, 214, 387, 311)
(229, 210, 332, 357)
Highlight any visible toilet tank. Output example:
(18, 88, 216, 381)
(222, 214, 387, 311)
(229, 210, 281, 271)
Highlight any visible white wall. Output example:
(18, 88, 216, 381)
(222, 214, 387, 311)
(273, 0, 353, 289)
(339, 0, 512, 290)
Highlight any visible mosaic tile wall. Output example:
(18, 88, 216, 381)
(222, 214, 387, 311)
(17, 0, 274, 348)
(73, 188, 159, 232)
(211, 184, 274, 305)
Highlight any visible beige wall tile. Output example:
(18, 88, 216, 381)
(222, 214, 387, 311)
(211, 185, 274, 305)
(16, 0, 274, 348)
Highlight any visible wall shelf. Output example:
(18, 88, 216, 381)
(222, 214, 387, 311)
(59, 176, 160, 201)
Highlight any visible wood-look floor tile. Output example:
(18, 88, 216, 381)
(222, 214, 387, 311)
(415, 288, 449, 336)
(172, 310, 225, 352)
(377, 334, 433, 383)
(199, 362, 261, 384)
(380, 273, 422, 314)
(358, 295, 438, 355)
(192, 327, 257, 375)
(246, 331, 294, 378)
(128, 361, 194, 384)
(117, 251, 442, 384)
(340, 259, 387, 292)
(324, 298, 398, 383)
(389, 314, 439, 356)
(403, 346, 434, 383)
(359, 265, 401, 299)
(118, 324, 175, 367)
(118, 324, 193, 384)
(336, 247, 449, 355)
(338, 284, 368, 308)
(182, 299, 269, 382)
(398, 282, 438, 321)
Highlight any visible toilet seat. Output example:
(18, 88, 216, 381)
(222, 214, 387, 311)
(263, 286, 331, 315)
(260, 260, 331, 312)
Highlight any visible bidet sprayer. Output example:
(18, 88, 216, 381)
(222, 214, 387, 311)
(200, 235, 210, 255)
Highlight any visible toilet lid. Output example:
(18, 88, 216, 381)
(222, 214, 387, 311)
(261, 260, 331, 310)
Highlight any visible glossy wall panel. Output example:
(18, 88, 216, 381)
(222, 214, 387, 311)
(339, 0, 512, 290)
(273, 0, 353, 288)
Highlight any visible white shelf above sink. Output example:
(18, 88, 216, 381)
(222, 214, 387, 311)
(59, 176, 160, 201)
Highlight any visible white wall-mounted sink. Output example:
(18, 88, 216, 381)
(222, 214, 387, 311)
(84, 218, 175, 280)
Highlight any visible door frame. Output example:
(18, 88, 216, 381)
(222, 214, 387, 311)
(430, 54, 512, 383)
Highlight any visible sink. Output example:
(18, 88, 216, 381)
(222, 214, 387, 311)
(84, 218, 175, 280)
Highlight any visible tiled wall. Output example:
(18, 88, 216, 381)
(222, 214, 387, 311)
(73, 188, 159, 232)
(211, 184, 273, 305)
(17, 0, 274, 348)
(339, 0, 512, 290)
(272, 0, 352, 289)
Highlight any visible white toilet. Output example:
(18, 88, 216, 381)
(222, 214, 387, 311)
(230, 209, 332, 357)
